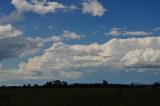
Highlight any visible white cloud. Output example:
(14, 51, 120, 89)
(0, 24, 22, 39)
(1, 36, 160, 83)
(16, 36, 160, 80)
(43, 36, 57, 42)
(101, 37, 160, 57)
(62, 30, 85, 40)
(18, 42, 107, 79)
(0, 0, 77, 24)
(123, 31, 151, 36)
(153, 27, 160, 32)
(11, 0, 76, 15)
(106, 28, 122, 36)
(106, 27, 151, 36)
(82, 0, 106, 17)
(121, 48, 160, 68)
(0, 11, 24, 24)
(0, 24, 45, 60)
(0, 25, 84, 61)
(47, 36, 63, 42)
(0, 24, 47, 60)
(14, 30, 85, 57)
(44, 30, 85, 42)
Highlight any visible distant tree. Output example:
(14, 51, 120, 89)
(43, 81, 52, 87)
(55, 80, 61, 85)
(42, 80, 68, 87)
(1, 85, 6, 88)
(103, 80, 108, 87)
(62, 81, 68, 86)
(22, 84, 27, 88)
(33, 84, 39, 87)
(153, 82, 160, 88)
(27, 84, 31, 88)
(131, 82, 134, 87)
(52, 80, 56, 85)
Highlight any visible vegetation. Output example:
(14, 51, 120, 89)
(0, 80, 160, 106)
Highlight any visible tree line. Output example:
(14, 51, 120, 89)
(1, 80, 160, 88)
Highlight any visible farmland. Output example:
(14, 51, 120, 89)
(0, 88, 160, 106)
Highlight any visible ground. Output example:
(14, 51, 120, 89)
(0, 88, 160, 106)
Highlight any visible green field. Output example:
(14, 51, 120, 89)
(0, 88, 160, 106)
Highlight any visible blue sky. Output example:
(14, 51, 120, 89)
(0, 0, 160, 85)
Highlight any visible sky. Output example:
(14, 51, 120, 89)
(0, 0, 160, 85)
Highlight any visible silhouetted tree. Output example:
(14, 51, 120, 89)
(55, 80, 61, 85)
(33, 84, 39, 88)
(44, 81, 52, 87)
(103, 80, 108, 87)
(153, 82, 160, 88)
(131, 82, 134, 87)
(43, 80, 67, 87)
(62, 81, 68, 86)
(52, 80, 56, 85)
(22, 84, 27, 88)
(1, 85, 6, 88)
(27, 84, 31, 88)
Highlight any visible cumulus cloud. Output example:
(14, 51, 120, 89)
(11, 0, 76, 15)
(121, 48, 160, 68)
(1, 31, 160, 81)
(0, 24, 84, 61)
(0, 25, 86, 82)
(16, 36, 160, 80)
(0, 24, 45, 60)
(0, 36, 45, 60)
(0, 11, 24, 24)
(82, 0, 106, 17)
(0, 34, 82, 61)
(0, 0, 77, 24)
(0, 24, 46, 60)
(0, 24, 22, 39)
(0, 36, 160, 83)
(101, 37, 160, 57)
(106, 27, 151, 36)
(19, 42, 108, 79)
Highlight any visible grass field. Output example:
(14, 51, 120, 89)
(0, 88, 160, 106)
